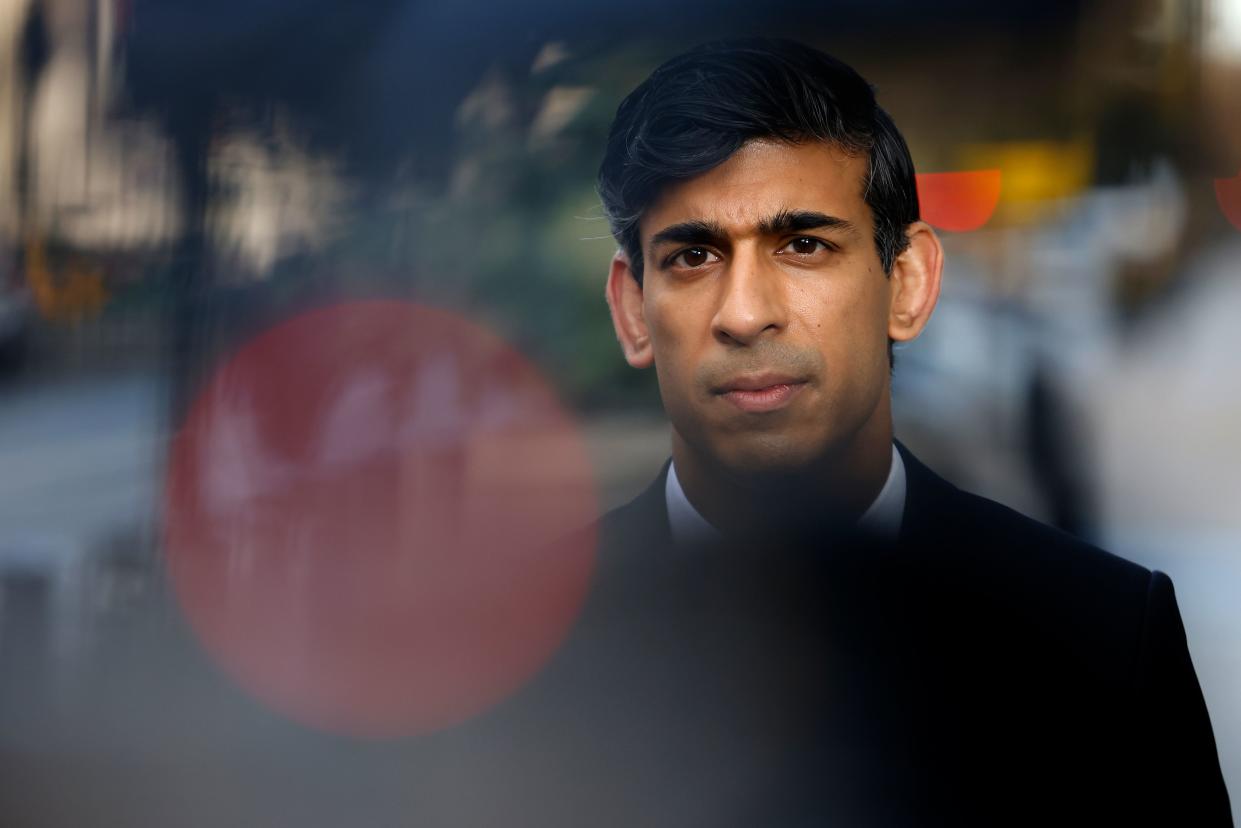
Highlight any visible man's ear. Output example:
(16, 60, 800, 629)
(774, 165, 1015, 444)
(605, 250, 654, 368)
(888, 221, 943, 344)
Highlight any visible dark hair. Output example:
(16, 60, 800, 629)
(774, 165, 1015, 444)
(598, 38, 920, 285)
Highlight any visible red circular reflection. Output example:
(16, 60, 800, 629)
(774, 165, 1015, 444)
(916, 169, 1002, 232)
(165, 301, 598, 737)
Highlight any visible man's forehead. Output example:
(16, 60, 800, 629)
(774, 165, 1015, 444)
(639, 140, 871, 243)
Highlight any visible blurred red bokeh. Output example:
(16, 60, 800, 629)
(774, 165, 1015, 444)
(165, 300, 598, 738)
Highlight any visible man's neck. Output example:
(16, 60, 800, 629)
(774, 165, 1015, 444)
(670, 420, 894, 539)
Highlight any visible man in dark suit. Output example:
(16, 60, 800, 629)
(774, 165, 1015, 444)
(567, 37, 1233, 825)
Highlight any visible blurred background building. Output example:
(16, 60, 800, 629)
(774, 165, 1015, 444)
(1, 0, 1239, 824)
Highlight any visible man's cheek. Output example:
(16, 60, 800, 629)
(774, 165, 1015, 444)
(652, 356, 696, 425)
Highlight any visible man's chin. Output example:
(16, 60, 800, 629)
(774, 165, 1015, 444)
(673, 421, 843, 482)
(707, 437, 827, 483)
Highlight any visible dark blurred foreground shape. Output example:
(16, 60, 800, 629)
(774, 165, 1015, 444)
(2, 448, 1232, 827)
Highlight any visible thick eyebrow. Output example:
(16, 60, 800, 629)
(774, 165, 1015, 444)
(648, 219, 729, 251)
(758, 208, 859, 238)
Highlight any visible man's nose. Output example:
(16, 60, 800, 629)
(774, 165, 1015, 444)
(710, 252, 787, 346)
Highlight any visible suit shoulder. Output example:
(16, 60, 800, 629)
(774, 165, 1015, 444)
(922, 483, 1157, 620)
(955, 486, 1146, 573)
(900, 446, 1151, 587)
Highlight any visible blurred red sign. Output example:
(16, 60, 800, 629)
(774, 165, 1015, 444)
(1215, 171, 1241, 231)
(916, 169, 1002, 232)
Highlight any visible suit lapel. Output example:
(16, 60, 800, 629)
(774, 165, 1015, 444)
(895, 439, 961, 548)
(597, 458, 674, 560)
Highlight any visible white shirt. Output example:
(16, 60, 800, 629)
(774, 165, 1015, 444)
(665, 443, 907, 545)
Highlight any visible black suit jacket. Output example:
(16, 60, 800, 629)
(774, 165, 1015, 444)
(511, 443, 1232, 826)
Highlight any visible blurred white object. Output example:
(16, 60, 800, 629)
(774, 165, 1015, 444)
(1206, 0, 1241, 61)
(208, 123, 351, 278)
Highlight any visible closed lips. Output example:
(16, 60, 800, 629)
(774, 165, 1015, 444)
(716, 374, 806, 393)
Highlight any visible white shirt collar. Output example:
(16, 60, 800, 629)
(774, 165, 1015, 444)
(665, 443, 906, 545)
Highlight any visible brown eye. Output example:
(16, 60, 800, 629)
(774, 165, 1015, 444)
(674, 247, 713, 268)
(789, 237, 824, 255)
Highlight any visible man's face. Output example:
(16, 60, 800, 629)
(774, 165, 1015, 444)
(632, 139, 895, 478)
